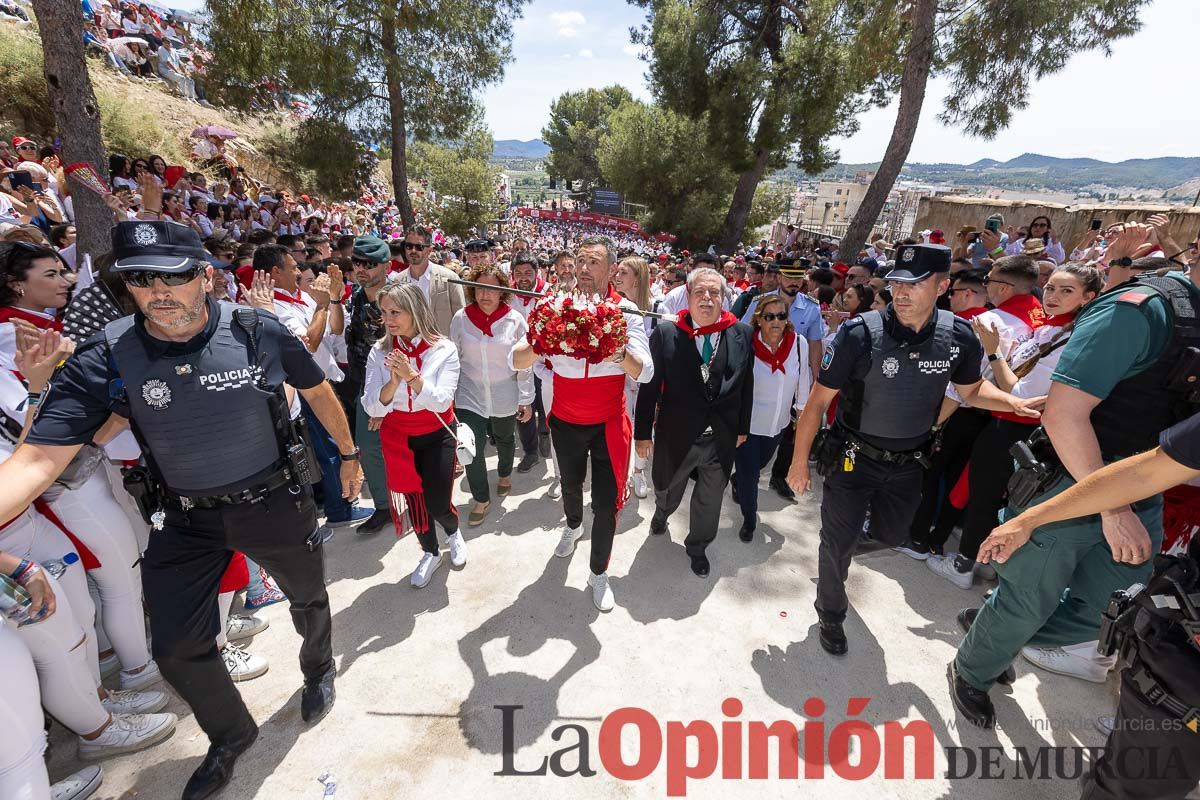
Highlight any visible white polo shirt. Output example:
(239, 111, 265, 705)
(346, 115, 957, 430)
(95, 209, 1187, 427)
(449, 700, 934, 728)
(272, 290, 344, 382)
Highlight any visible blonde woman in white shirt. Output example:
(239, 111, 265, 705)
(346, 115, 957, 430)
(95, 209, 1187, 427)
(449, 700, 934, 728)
(733, 294, 810, 542)
(362, 283, 463, 588)
(449, 263, 533, 526)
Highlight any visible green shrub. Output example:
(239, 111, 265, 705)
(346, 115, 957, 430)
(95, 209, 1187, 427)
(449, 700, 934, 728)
(0, 26, 54, 137)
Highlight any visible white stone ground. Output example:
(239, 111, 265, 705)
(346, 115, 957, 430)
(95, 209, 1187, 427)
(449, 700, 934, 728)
(48, 449, 1130, 800)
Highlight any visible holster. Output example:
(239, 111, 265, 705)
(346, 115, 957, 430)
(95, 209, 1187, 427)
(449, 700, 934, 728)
(811, 427, 846, 478)
(121, 465, 162, 525)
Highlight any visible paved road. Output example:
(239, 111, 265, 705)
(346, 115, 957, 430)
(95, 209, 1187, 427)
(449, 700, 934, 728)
(50, 451, 1122, 800)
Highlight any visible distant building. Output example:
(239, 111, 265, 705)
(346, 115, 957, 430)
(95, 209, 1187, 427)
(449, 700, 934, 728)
(814, 180, 870, 223)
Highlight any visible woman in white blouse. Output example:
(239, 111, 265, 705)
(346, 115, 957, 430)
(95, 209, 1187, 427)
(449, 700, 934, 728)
(733, 294, 811, 542)
(449, 264, 533, 526)
(362, 284, 463, 589)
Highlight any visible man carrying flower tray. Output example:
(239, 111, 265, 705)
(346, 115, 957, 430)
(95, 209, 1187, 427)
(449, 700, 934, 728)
(512, 236, 654, 613)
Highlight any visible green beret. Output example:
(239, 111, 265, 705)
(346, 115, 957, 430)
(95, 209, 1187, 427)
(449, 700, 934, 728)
(353, 235, 390, 264)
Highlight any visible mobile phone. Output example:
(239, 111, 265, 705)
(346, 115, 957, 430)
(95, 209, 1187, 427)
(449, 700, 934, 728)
(1090, 219, 1102, 231)
(8, 170, 33, 190)
(985, 219, 1000, 234)
(29, 182, 43, 193)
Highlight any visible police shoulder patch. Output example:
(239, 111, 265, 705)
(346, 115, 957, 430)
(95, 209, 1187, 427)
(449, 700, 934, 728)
(820, 343, 835, 371)
(1115, 289, 1152, 306)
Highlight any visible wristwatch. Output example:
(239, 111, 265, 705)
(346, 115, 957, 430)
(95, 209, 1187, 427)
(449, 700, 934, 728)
(339, 448, 361, 462)
(987, 352, 1003, 363)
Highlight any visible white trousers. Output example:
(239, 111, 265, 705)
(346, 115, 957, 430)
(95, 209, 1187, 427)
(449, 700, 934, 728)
(49, 470, 150, 673)
(0, 625, 50, 800)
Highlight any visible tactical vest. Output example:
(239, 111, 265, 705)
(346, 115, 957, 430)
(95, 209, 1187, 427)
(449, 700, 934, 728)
(105, 303, 282, 495)
(839, 309, 957, 442)
(1089, 274, 1200, 460)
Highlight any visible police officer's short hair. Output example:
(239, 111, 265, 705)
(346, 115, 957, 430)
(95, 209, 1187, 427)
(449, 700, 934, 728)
(253, 244, 292, 273)
(991, 255, 1039, 292)
(1131, 256, 1172, 273)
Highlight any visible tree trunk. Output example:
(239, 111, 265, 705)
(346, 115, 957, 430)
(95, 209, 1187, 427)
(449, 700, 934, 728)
(381, 15, 414, 228)
(716, 147, 772, 253)
(835, 0, 937, 263)
(30, 0, 111, 266)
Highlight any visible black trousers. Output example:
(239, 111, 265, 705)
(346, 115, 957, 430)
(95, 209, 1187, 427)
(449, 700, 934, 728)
(817, 454, 923, 624)
(549, 415, 617, 575)
(959, 418, 1039, 562)
(770, 418, 795, 482)
(408, 427, 460, 555)
(1081, 636, 1200, 799)
(141, 483, 331, 745)
(653, 434, 729, 557)
(517, 375, 549, 456)
(909, 408, 989, 550)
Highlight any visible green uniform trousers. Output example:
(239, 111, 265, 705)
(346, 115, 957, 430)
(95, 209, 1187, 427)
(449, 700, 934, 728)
(458, 408, 516, 503)
(955, 474, 1162, 691)
(355, 404, 390, 511)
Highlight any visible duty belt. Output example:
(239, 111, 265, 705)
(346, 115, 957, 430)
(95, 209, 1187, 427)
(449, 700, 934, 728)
(843, 430, 927, 466)
(168, 468, 296, 510)
(1126, 653, 1200, 731)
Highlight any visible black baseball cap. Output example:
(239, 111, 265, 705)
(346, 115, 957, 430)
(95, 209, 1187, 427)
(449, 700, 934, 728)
(884, 243, 951, 284)
(112, 220, 208, 272)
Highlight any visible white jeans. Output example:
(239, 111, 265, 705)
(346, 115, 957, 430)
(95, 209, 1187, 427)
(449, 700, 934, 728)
(0, 625, 50, 800)
(49, 470, 150, 673)
(624, 383, 648, 473)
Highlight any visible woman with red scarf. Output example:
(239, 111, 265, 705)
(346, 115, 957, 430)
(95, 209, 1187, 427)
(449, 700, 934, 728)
(733, 295, 810, 542)
(927, 263, 1103, 589)
(362, 283, 462, 589)
(449, 264, 533, 527)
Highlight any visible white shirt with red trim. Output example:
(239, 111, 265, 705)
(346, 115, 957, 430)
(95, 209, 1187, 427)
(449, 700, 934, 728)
(361, 337, 460, 418)
(272, 290, 344, 382)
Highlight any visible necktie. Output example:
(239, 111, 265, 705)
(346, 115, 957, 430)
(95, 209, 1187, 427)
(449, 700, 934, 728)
(701, 334, 714, 363)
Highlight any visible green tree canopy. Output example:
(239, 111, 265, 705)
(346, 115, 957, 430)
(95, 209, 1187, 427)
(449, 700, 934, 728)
(409, 115, 503, 237)
(541, 85, 634, 193)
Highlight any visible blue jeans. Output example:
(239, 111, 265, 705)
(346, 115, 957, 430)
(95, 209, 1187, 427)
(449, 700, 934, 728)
(733, 431, 783, 529)
(301, 397, 353, 522)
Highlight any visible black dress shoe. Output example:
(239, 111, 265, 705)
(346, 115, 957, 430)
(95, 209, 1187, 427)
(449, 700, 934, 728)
(955, 609, 1016, 685)
(819, 620, 847, 656)
(689, 553, 710, 578)
(357, 508, 391, 534)
(730, 474, 739, 503)
(738, 524, 753, 542)
(538, 432, 551, 458)
(182, 723, 259, 800)
(300, 668, 336, 723)
(769, 477, 796, 502)
(649, 516, 667, 536)
(516, 453, 538, 473)
(949, 661, 994, 728)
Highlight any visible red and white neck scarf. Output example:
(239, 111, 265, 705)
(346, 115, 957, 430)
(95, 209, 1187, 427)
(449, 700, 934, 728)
(0, 306, 62, 332)
(753, 329, 795, 373)
(996, 294, 1046, 330)
(674, 310, 737, 338)
(273, 289, 306, 306)
(464, 302, 511, 337)
(956, 306, 988, 321)
(1043, 310, 1078, 328)
(516, 278, 546, 308)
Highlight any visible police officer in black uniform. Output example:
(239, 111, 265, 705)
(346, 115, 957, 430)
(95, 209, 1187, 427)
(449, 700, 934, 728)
(0, 221, 363, 800)
(785, 243, 1041, 656)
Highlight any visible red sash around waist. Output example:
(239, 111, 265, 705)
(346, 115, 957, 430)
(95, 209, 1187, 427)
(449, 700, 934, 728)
(552, 372, 632, 509)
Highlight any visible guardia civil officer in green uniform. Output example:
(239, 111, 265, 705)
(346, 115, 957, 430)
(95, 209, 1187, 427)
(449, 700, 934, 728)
(0, 221, 364, 800)
(951, 252, 1200, 730)
(786, 244, 1041, 656)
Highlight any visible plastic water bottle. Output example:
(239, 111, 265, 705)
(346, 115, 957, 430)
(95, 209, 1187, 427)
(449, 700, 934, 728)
(41, 552, 79, 579)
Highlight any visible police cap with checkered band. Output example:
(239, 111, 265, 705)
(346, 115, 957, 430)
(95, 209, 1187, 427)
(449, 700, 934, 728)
(883, 243, 951, 284)
(112, 220, 209, 272)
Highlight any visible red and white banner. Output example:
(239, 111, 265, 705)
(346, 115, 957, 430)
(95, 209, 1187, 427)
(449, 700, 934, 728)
(516, 207, 643, 234)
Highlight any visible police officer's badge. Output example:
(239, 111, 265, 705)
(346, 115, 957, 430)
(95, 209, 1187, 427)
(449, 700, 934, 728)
(881, 356, 900, 378)
(142, 379, 172, 409)
(821, 343, 835, 371)
(902, 247, 915, 262)
(132, 224, 159, 247)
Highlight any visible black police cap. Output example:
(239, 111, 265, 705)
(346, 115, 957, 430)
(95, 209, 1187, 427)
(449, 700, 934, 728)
(112, 220, 208, 272)
(884, 243, 951, 284)
(464, 238, 492, 252)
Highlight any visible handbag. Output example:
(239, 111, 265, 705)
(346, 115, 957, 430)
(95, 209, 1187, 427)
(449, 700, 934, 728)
(434, 411, 476, 466)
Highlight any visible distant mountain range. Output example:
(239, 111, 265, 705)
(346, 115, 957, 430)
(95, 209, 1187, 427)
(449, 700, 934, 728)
(493, 139, 550, 159)
(806, 152, 1200, 196)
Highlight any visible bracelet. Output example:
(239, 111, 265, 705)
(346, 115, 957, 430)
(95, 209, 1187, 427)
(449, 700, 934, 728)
(26, 391, 42, 407)
(405, 372, 421, 385)
(10, 558, 35, 584)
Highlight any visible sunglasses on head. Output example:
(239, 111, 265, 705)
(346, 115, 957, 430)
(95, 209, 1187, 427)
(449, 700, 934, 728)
(120, 265, 204, 288)
(761, 311, 788, 322)
(16, 144, 36, 151)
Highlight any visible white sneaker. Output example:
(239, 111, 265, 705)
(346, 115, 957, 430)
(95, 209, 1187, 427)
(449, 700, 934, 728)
(221, 643, 269, 682)
(101, 688, 168, 716)
(448, 531, 468, 567)
(226, 614, 269, 642)
(974, 562, 998, 581)
(926, 554, 975, 590)
(554, 525, 583, 558)
(1095, 715, 1117, 737)
(98, 652, 121, 679)
(118, 659, 162, 691)
(1021, 641, 1115, 683)
(632, 471, 649, 499)
(77, 712, 177, 761)
(410, 551, 444, 588)
(547, 479, 561, 500)
(51, 764, 103, 800)
(587, 572, 615, 612)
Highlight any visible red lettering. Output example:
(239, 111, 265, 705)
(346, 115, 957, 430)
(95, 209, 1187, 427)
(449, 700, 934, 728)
(720, 698, 742, 779)
(883, 720, 935, 779)
(665, 720, 718, 797)
(598, 708, 661, 782)
(802, 697, 825, 779)
(747, 721, 799, 780)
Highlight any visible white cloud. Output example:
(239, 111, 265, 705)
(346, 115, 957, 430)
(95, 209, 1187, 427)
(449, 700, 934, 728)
(549, 11, 586, 38)
(622, 43, 643, 58)
(578, 48, 594, 59)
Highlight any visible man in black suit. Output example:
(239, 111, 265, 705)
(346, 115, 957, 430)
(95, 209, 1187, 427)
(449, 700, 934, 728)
(635, 267, 755, 577)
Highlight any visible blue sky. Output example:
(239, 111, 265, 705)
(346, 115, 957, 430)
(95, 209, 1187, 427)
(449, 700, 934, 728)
(171, 0, 1197, 164)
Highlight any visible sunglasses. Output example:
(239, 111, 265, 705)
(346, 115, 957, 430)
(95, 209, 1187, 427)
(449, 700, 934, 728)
(404, 241, 429, 251)
(121, 265, 204, 288)
(761, 312, 789, 322)
(351, 258, 377, 268)
(16, 144, 37, 151)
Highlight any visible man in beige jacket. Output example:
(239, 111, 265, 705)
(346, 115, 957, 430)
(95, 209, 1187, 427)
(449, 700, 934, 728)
(394, 224, 466, 336)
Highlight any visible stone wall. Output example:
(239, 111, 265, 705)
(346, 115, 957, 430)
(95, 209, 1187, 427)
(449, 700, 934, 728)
(913, 196, 1200, 255)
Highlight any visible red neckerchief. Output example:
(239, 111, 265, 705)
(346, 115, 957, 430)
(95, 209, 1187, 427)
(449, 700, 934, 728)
(464, 302, 511, 337)
(997, 293, 1046, 330)
(956, 306, 989, 321)
(605, 285, 622, 305)
(273, 289, 305, 306)
(1043, 309, 1078, 328)
(753, 329, 795, 373)
(0, 306, 62, 331)
(735, 279, 750, 290)
(394, 335, 431, 363)
(675, 310, 737, 337)
(516, 278, 546, 308)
